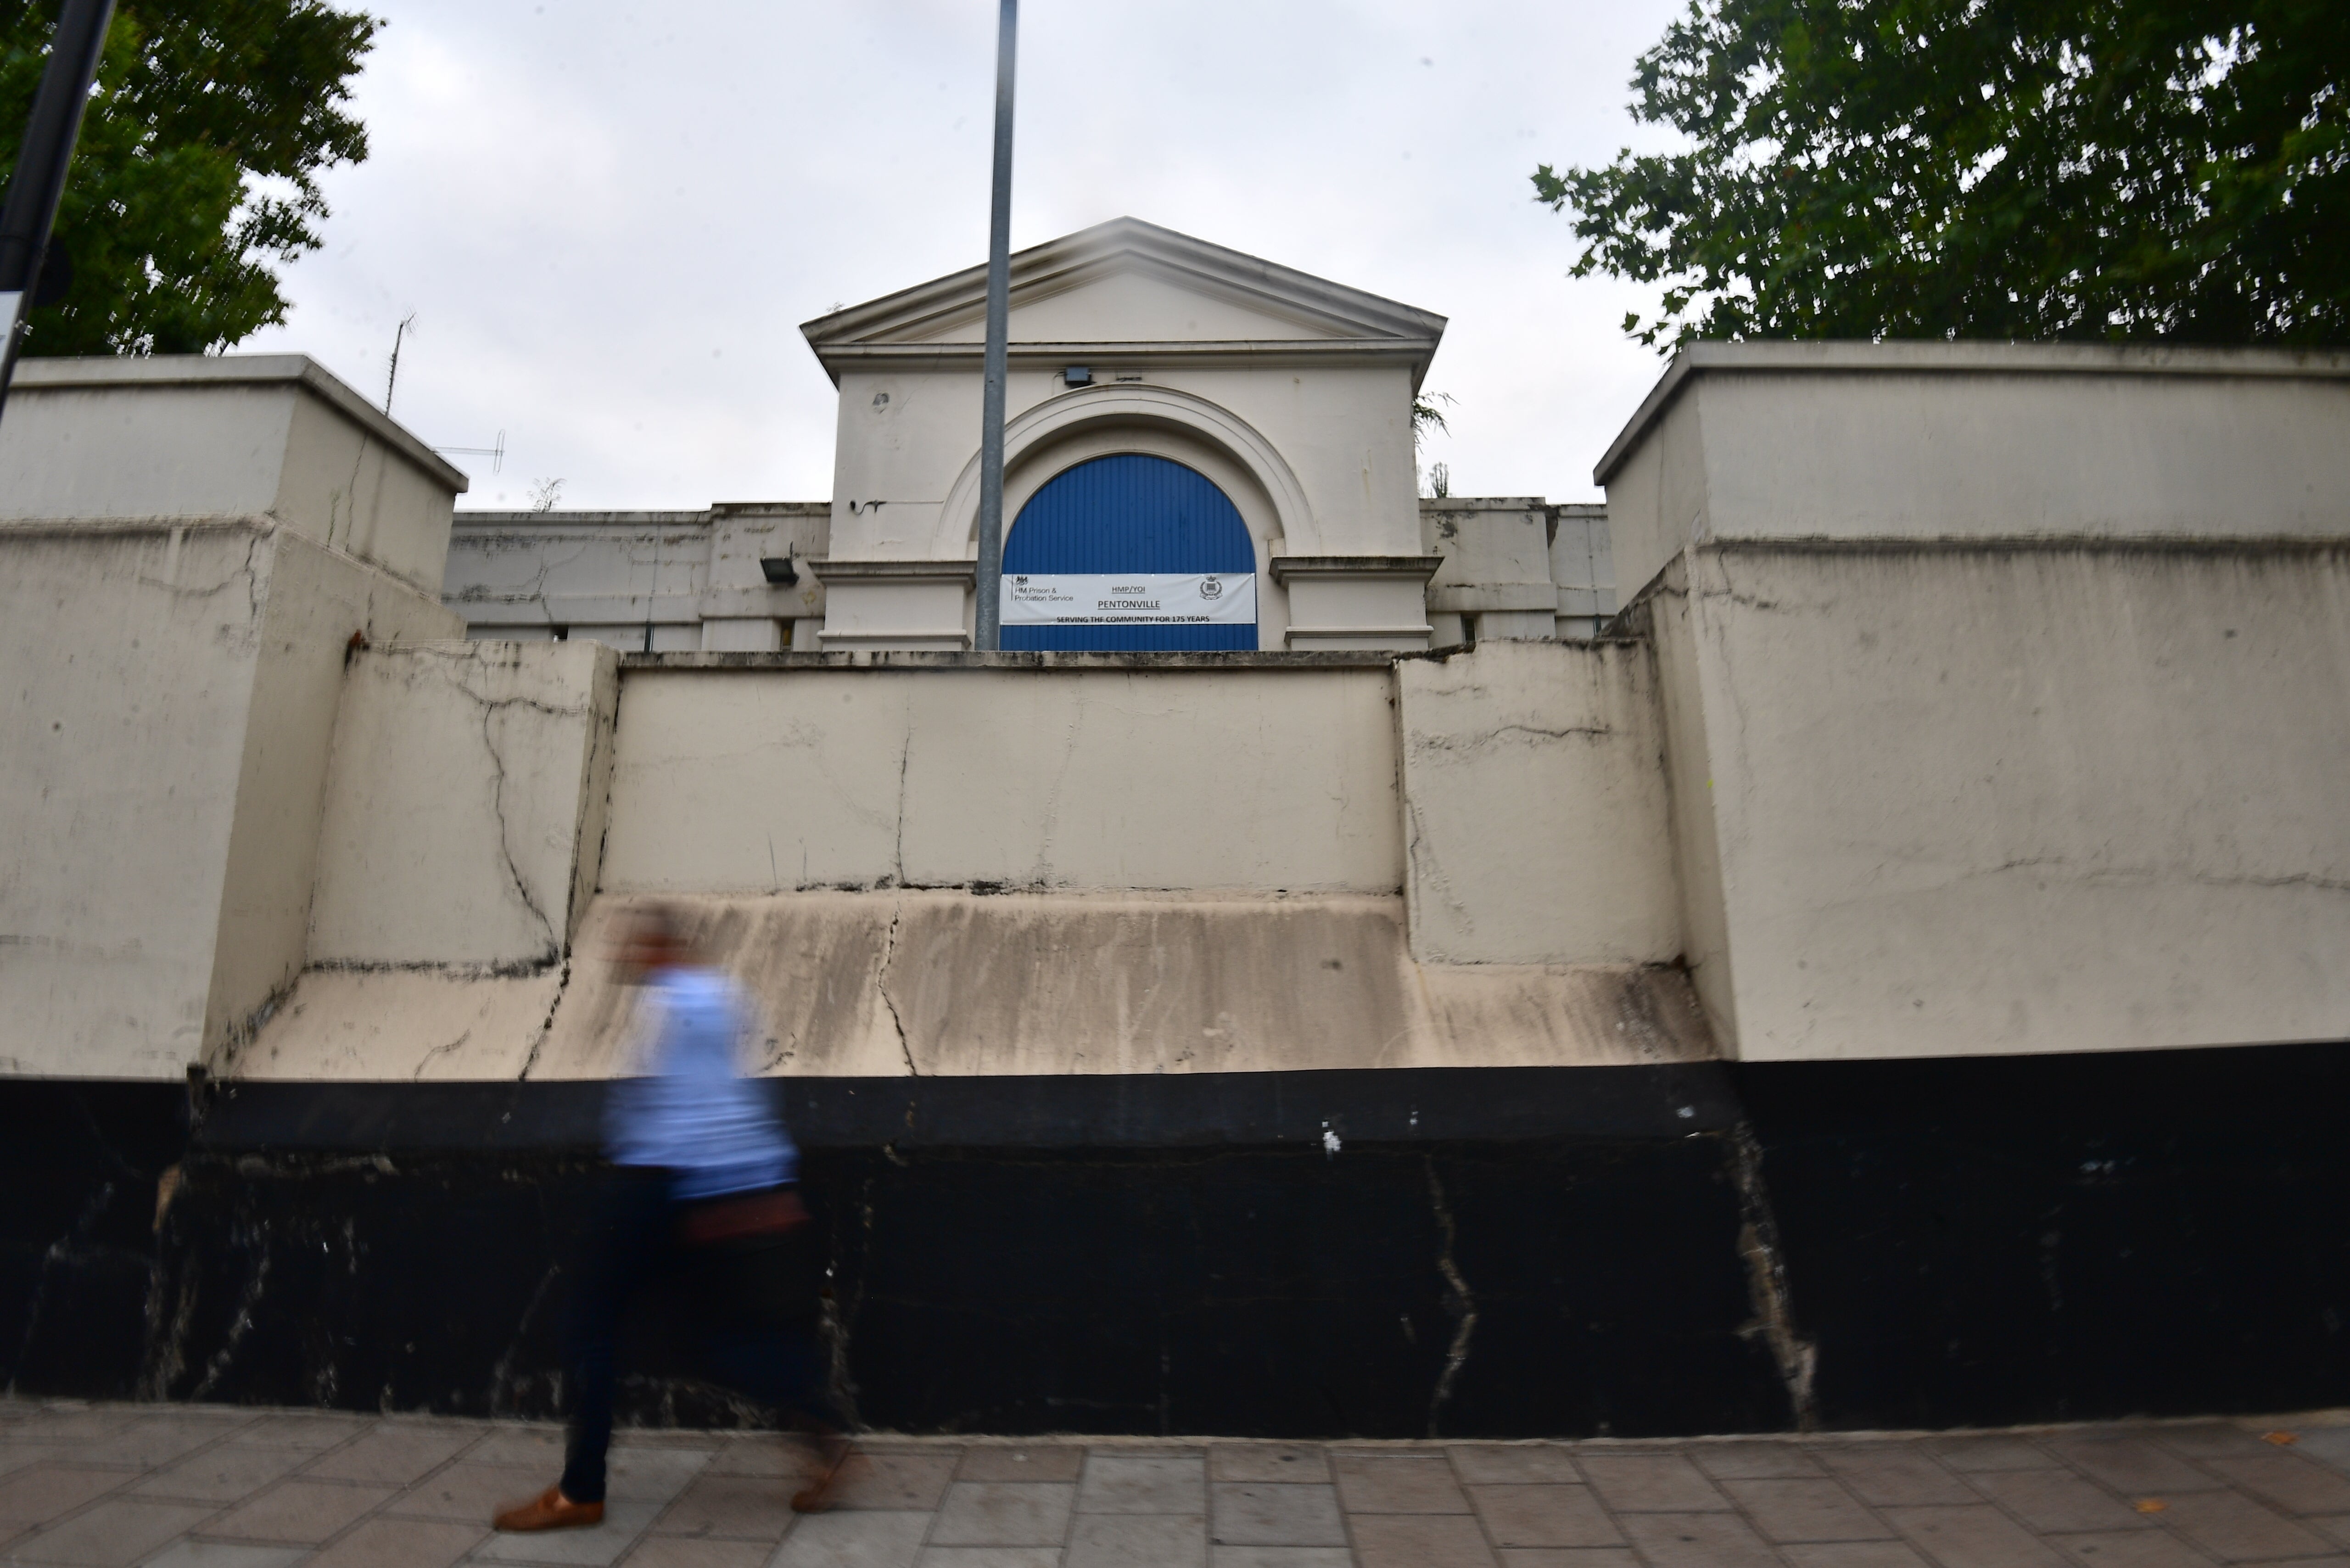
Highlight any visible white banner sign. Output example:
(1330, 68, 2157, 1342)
(1001, 571, 1256, 627)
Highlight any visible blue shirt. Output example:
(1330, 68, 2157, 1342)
(604, 966, 798, 1200)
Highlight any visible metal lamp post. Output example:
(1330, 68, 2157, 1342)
(971, 0, 1018, 652)
(0, 0, 116, 424)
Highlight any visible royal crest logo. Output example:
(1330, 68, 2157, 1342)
(1199, 576, 1223, 599)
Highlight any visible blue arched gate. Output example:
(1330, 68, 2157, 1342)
(1000, 453, 1258, 651)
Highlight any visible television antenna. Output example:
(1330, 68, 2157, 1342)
(433, 431, 506, 473)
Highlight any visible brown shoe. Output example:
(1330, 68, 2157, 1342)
(494, 1485, 605, 1531)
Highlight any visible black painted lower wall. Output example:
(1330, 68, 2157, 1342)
(5, 1045, 2348, 1437)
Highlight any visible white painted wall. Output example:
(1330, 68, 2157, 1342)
(0, 523, 459, 1078)
(0, 356, 468, 596)
(1599, 343, 2350, 600)
(599, 665, 1406, 894)
(306, 641, 618, 972)
(1604, 344, 2350, 1062)
(1399, 640, 1680, 966)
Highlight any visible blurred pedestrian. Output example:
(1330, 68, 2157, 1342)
(496, 904, 851, 1532)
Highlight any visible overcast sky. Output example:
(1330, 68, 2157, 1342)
(240, 0, 1688, 511)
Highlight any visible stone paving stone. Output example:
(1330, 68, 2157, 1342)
(649, 1474, 800, 1541)
(1066, 1512, 1209, 1566)
(1574, 1454, 1730, 1512)
(1492, 1551, 1640, 1568)
(2150, 1424, 2282, 1460)
(831, 1454, 961, 1512)
(299, 1423, 480, 1486)
(5, 1499, 217, 1567)
(614, 1540, 772, 1568)
(2311, 1513, 2350, 1548)
(221, 1414, 375, 1452)
(1928, 1435, 2059, 1473)
(383, 1461, 545, 1522)
(63, 1416, 239, 1471)
(2202, 1453, 2350, 1515)
(699, 1437, 804, 1478)
(912, 1549, 1060, 1567)
(0, 1411, 138, 1444)
(2045, 1439, 2224, 1496)
(466, 1428, 572, 1470)
(1721, 1477, 1893, 1542)
(1079, 1454, 1206, 1515)
(470, 1501, 662, 1565)
(2297, 1431, 2350, 1475)
(2151, 1487, 2339, 1561)
(2043, 1530, 2221, 1566)
(1813, 1448, 1981, 1507)
(1880, 1502, 2071, 1567)
(0, 1447, 73, 1482)
(1778, 1545, 1936, 1568)
(138, 1542, 306, 1568)
(195, 1479, 395, 1545)
(130, 1444, 309, 1504)
(1207, 1448, 1328, 1484)
(927, 1481, 1077, 1547)
(1968, 1468, 2156, 1533)
(1466, 1483, 1622, 1547)
(1449, 1446, 1582, 1485)
(302, 1516, 485, 1568)
(1348, 1512, 1500, 1568)
(604, 1448, 716, 1505)
(1331, 1453, 1470, 1513)
(0, 1466, 131, 1525)
(1689, 1441, 1828, 1480)
(1207, 1484, 1346, 1547)
(1208, 1550, 1355, 1567)
(960, 1448, 1084, 1483)
(769, 1508, 931, 1568)
(1616, 1511, 1784, 1567)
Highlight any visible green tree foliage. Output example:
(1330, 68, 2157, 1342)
(1533, 0, 2348, 347)
(0, 0, 377, 355)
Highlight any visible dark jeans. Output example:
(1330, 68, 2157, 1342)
(559, 1168, 837, 1505)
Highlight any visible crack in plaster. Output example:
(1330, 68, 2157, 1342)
(515, 954, 569, 1081)
(186, 1241, 271, 1401)
(875, 902, 917, 1076)
(1424, 1159, 1478, 1438)
(1726, 1121, 1820, 1430)
(490, 1260, 561, 1417)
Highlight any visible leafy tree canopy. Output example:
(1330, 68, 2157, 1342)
(1533, 0, 2348, 348)
(0, 0, 377, 355)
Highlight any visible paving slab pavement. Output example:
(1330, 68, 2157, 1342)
(5, 1400, 2349, 1567)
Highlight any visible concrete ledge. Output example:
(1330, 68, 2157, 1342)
(1595, 340, 2350, 486)
(10, 353, 467, 493)
(617, 649, 1403, 671)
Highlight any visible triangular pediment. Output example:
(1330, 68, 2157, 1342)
(801, 218, 1445, 370)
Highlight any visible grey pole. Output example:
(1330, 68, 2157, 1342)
(0, 0, 116, 424)
(971, 0, 1018, 653)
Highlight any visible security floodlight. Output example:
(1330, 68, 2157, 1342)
(1063, 366, 1092, 386)
(760, 555, 799, 586)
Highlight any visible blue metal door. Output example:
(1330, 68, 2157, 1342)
(1002, 453, 1258, 650)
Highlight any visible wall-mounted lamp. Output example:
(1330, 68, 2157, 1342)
(760, 554, 799, 586)
(1063, 366, 1092, 387)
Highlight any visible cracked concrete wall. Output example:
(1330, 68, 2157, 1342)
(305, 641, 619, 975)
(0, 521, 459, 1079)
(240, 889, 1717, 1080)
(1652, 542, 2350, 1060)
(1398, 640, 1680, 966)
(202, 539, 469, 1066)
(599, 666, 1404, 893)
(1600, 345, 2350, 602)
(0, 356, 467, 598)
